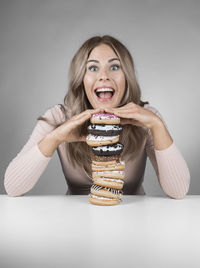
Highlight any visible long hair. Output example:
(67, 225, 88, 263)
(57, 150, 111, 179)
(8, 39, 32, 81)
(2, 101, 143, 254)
(38, 35, 148, 175)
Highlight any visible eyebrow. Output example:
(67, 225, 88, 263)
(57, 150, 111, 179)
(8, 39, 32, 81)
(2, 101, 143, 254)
(86, 58, 120, 64)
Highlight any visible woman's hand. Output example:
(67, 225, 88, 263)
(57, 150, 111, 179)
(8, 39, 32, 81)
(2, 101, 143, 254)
(104, 102, 162, 130)
(53, 108, 104, 143)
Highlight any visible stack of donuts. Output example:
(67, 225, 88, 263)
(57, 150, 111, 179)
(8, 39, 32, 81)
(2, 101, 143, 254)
(86, 113, 125, 206)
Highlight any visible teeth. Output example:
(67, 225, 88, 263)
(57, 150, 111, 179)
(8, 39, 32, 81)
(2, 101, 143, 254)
(95, 88, 114, 93)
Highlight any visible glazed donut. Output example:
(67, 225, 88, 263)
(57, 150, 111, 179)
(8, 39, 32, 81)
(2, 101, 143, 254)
(86, 134, 119, 146)
(92, 170, 125, 180)
(90, 113, 120, 124)
(91, 160, 125, 171)
(89, 193, 121, 206)
(92, 143, 124, 156)
(92, 159, 120, 166)
(88, 124, 122, 136)
(92, 177, 124, 190)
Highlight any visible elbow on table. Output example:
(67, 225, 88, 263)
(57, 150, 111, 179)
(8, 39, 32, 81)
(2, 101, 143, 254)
(4, 166, 30, 197)
(4, 178, 25, 197)
(166, 182, 190, 200)
(4, 186, 25, 197)
(168, 191, 188, 200)
(163, 169, 191, 200)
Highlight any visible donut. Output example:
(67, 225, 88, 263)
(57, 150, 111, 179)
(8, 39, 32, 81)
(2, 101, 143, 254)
(87, 112, 125, 206)
(88, 124, 122, 136)
(89, 193, 121, 206)
(91, 154, 121, 162)
(90, 113, 120, 124)
(92, 170, 125, 180)
(91, 160, 125, 171)
(92, 143, 124, 156)
(92, 177, 124, 190)
(90, 184, 123, 200)
(92, 159, 120, 166)
(86, 134, 119, 146)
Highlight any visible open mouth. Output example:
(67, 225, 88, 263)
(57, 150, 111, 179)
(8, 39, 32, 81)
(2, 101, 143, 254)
(94, 88, 115, 102)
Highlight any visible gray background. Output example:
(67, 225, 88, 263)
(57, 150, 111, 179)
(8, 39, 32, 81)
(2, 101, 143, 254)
(0, 0, 199, 196)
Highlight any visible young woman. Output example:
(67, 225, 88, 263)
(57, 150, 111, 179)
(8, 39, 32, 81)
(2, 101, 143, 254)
(4, 35, 190, 198)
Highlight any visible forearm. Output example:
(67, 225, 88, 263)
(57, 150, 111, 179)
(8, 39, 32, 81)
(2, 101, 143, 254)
(148, 118, 190, 199)
(4, 145, 51, 197)
(4, 130, 59, 196)
(154, 143, 190, 199)
(38, 130, 62, 157)
(150, 118, 173, 150)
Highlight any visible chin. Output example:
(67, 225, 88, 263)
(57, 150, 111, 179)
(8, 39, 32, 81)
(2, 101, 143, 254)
(95, 103, 116, 109)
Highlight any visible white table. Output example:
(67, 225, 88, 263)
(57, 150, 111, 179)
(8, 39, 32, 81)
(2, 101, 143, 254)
(1, 195, 200, 268)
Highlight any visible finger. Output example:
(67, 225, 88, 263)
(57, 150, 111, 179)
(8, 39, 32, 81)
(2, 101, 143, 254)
(104, 102, 137, 111)
(73, 107, 105, 125)
(68, 113, 91, 129)
(104, 107, 115, 113)
(90, 108, 105, 114)
(114, 112, 142, 123)
(109, 109, 138, 117)
(72, 108, 104, 121)
(104, 105, 137, 114)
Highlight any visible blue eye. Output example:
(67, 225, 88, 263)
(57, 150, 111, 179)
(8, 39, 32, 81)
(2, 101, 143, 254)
(88, 65, 98, 72)
(110, 64, 120, 70)
(88, 64, 120, 72)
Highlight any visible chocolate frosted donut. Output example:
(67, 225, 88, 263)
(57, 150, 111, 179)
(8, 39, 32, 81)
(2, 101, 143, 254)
(90, 184, 123, 200)
(88, 124, 122, 136)
(92, 143, 124, 156)
(92, 177, 124, 190)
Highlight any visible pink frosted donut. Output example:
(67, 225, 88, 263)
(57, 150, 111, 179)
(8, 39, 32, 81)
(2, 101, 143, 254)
(91, 113, 120, 124)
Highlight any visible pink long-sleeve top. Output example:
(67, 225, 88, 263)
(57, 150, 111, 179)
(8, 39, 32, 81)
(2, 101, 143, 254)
(4, 104, 190, 198)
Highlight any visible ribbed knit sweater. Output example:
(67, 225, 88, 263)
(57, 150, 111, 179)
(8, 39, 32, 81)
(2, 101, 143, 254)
(4, 104, 190, 198)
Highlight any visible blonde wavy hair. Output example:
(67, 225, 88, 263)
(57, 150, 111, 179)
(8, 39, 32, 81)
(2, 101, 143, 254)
(38, 35, 148, 175)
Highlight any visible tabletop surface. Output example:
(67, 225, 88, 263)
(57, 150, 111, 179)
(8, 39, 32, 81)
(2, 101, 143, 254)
(1, 195, 200, 268)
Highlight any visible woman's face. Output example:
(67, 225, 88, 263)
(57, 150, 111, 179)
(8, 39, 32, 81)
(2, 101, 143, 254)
(83, 44, 126, 109)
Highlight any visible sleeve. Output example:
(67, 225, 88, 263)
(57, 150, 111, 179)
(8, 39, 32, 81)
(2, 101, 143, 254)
(4, 104, 65, 197)
(145, 105, 190, 199)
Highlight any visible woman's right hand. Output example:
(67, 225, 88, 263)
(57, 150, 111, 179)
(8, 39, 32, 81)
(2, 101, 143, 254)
(53, 108, 104, 143)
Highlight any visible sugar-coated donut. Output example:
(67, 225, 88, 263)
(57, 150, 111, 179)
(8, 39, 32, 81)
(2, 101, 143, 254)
(92, 143, 123, 156)
(92, 170, 125, 180)
(92, 160, 125, 171)
(86, 134, 119, 146)
(93, 177, 124, 190)
(90, 113, 120, 125)
(90, 184, 123, 200)
(88, 124, 122, 136)
(89, 193, 121, 206)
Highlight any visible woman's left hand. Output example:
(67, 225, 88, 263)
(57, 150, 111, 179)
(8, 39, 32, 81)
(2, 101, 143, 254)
(104, 102, 162, 130)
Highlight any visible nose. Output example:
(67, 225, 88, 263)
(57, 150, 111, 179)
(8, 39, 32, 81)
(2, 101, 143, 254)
(99, 68, 110, 81)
